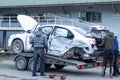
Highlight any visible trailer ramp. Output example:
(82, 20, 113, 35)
(45, 54, 102, 69)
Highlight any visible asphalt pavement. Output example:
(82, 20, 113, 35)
(0, 54, 120, 80)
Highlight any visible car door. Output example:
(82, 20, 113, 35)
(48, 26, 74, 56)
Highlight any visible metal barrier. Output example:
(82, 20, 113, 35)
(0, 15, 94, 31)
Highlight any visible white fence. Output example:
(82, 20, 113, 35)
(0, 15, 95, 31)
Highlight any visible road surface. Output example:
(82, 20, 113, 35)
(0, 55, 119, 80)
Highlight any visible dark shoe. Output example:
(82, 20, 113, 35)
(32, 74, 38, 76)
(101, 74, 105, 77)
(109, 75, 113, 78)
(40, 74, 46, 76)
(112, 74, 115, 76)
(114, 74, 119, 77)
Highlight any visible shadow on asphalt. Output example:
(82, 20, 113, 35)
(45, 66, 101, 77)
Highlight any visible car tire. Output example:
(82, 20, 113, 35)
(54, 64, 65, 69)
(45, 63, 52, 69)
(15, 56, 28, 70)
(28, 58, 40, 72)
(11, 39, 24, 53)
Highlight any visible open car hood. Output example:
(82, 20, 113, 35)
(17, 15, 38, 31)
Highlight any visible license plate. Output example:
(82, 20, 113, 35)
(86, 64, 93, 68)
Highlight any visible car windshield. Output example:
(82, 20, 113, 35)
(79, 25, 91, 31)
(73, 20, 94, 32)
(74, 22, 94, 37)
(74, 28, 87, 36)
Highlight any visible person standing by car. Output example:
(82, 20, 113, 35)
(29, 27, 48, 76)
(113, 36, 120, 76)
(101, 31, 115, 78)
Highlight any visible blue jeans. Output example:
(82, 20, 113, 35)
(32, 47, 45, 75)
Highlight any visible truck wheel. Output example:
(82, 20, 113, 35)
(45, 63, 52, 69)
(28, 58, 40, 72)
(15, 56, 28, 70)
(54, 64, 65, 69)
(11, 39, 24, 53)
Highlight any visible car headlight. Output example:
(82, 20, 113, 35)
(89, 40, 96, 44)
(84, 54, 90, 57)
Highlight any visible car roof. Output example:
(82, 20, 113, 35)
(42, 24, 79, 30)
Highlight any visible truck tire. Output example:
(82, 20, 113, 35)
(28, 58, 40, 72)
(15, 56, 28, 70)
(11, 39, 24, 53)
(45, 63, 52, 69)
(54, 64, 65, 69)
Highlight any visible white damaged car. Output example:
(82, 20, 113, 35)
(8, 15, 97, 60)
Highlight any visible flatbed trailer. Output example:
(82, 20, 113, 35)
(14, 52, 102, 71)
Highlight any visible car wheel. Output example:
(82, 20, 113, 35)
(11, 39, 24, 53)
(45, 63, 52, 69)
(15, 56, 28, 70)
(54, 64, 65, 69)
(28, 58, 40, 72)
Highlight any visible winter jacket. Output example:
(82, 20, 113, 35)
(103, 32, 115, 50)
(114, 36, 119, 51)
(29, 31, 48, 50)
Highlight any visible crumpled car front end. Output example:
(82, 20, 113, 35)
(74, 37, 97, 60)
(61, 32, 98, 60)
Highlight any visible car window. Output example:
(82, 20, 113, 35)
(54, 28, 67, 37)
(33, 25, 53, 35)
(67, 30, 74, 39)
(42, 26, 53, 35)
(54, 27, 74, 39)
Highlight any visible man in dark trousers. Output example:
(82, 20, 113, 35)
(29, 27, 48, 76)
(113, 36, 120, 76)
(101, 31, 115, 78)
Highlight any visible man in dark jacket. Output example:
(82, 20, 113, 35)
(29, 27, 48, 76)
(101, 31, 115, 78)
(113, 36, 120, 76)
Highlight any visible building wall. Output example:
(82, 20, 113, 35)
(0, 0, 120, 7)
(0, 4, 120, 48)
